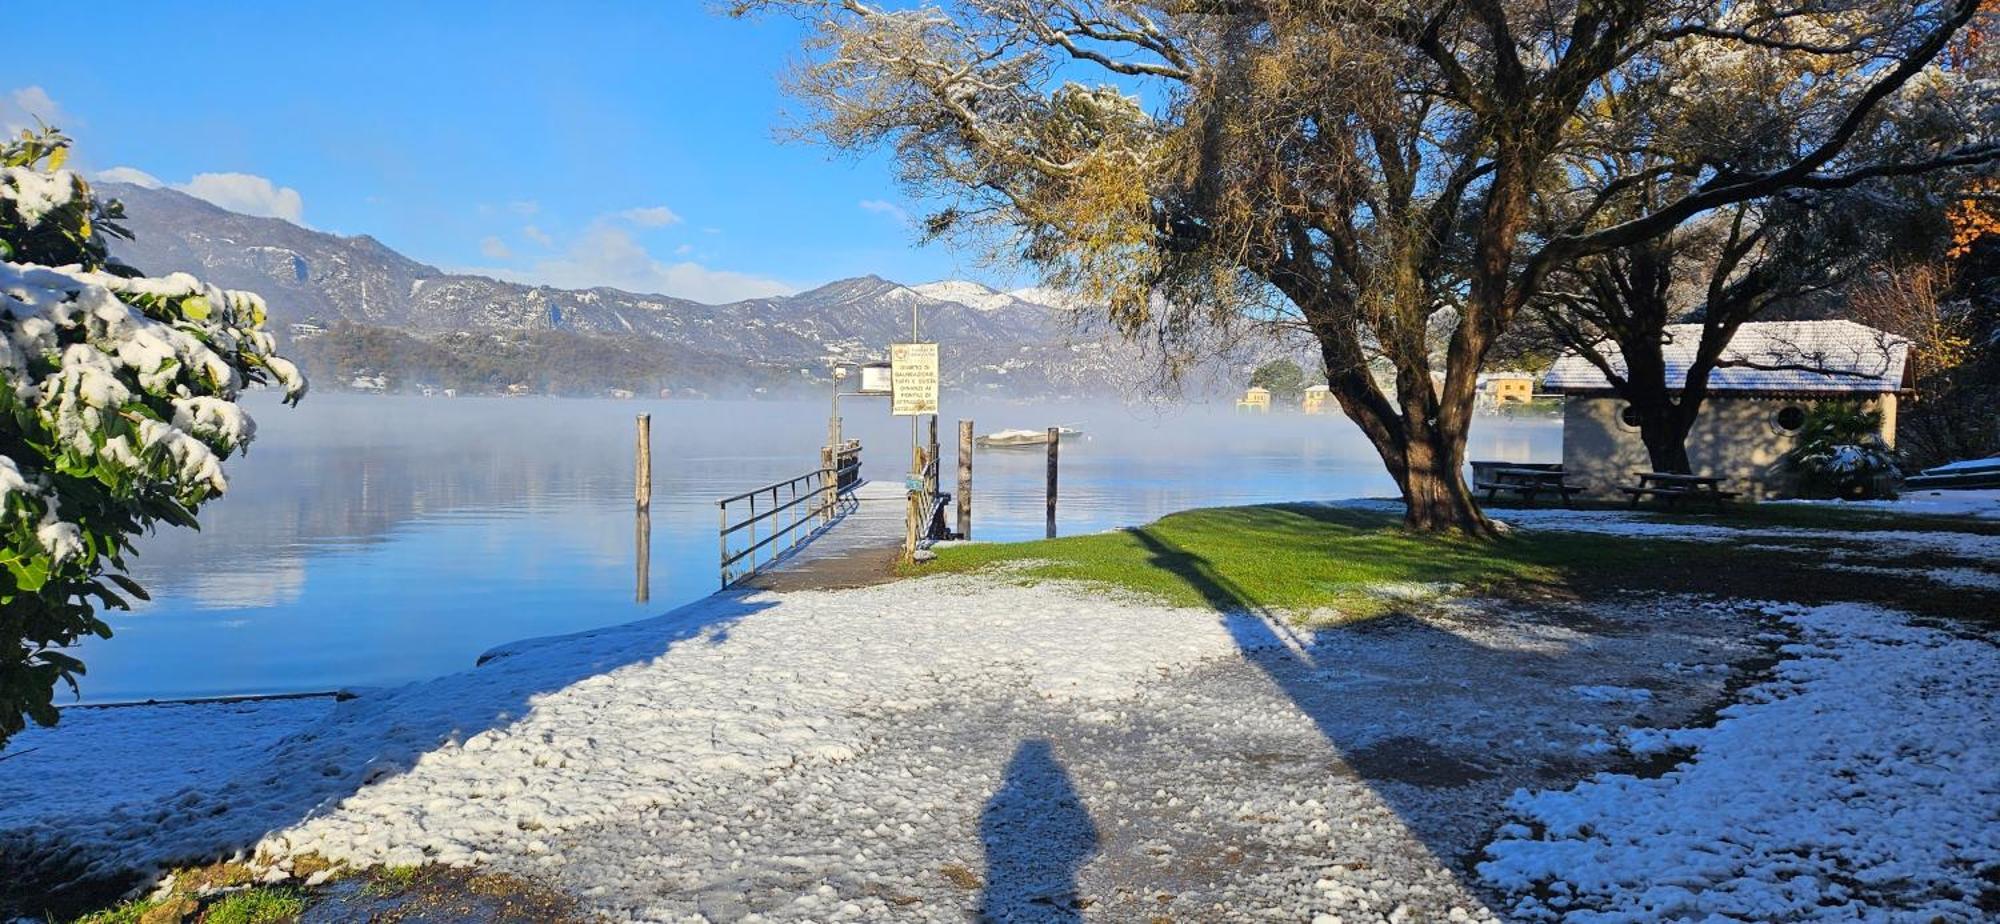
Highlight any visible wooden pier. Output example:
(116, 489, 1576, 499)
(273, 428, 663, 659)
(742, 480, 910, 592)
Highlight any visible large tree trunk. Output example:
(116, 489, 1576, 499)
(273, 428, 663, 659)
(1397, 425, 1490, 534)
(1635, 406, 1697, 473)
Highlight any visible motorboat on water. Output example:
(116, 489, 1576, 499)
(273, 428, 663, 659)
(974, 426, 1085, 448)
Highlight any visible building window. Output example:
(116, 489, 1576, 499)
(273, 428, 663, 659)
(1619, 404, 1642, 429)
(1775, 405, 1807, 433)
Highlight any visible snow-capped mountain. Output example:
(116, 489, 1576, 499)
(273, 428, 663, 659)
(98, 182, 1288, 397)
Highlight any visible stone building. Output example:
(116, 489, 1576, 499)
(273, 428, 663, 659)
(1542, 320, 1909, 499)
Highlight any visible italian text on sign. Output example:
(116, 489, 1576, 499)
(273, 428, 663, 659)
(890, 342, 939, 416)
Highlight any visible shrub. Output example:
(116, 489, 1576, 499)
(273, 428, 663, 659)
(1, 126, 303, 746)
(1783, 402, 1901, 500)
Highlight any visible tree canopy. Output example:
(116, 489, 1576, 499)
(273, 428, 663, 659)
(1, 128, 303, 744)
(738, 0, 1994, 533)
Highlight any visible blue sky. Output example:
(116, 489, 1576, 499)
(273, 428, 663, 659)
(0, 2, 1003, 302)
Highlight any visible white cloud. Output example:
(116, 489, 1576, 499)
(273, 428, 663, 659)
(485, 225, 795, 304)
(619, 205, 682, 227)
(1, 86, 67, 135)
(179, 172, 306, 225)
(521, 225, 554, 247)
(479, 235, 514, 259)
(508, 200, 540, 216)
(95, 166, 164, 188)
(859, 199, 912, 225)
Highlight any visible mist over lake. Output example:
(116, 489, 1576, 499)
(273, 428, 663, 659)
(80, 393, 1558, 702)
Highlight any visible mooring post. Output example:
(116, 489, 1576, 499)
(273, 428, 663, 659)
(635, 509, 651, 603)
(820, 446, 836, 525)
(927, 416, 941, 496)
(1046, 426, 1060, 539)
(635, 413, 652, 512)
(957, 419, 973, 540)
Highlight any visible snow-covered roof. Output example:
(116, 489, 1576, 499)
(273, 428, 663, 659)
(1542, 321, 1909, 395)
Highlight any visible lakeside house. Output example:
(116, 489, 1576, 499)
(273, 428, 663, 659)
(1237, 386, 1272, 413)
(1301, 384, 1333, 414)
(1478, 371, 1537, 406)
(1542, 320, 1910, 499)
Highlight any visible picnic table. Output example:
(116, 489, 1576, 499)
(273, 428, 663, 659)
(1619, 471, 1741, 509)
(1473, 464, 1578, 507)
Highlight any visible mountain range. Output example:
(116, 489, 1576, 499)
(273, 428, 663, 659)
(99, 182, 1286, 398)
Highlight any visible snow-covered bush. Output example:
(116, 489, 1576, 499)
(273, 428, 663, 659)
(1, 127, 304, 746)
(1783, 402, 1901, 500)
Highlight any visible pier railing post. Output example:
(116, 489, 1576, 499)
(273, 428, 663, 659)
(635, 413, 652, 512)
(957, 419, 973, 540)
(1046, 426, 1059, 539)
(821, 446, 836, 525)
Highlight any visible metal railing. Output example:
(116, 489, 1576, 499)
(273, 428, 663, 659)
(717, 442, 861, 587)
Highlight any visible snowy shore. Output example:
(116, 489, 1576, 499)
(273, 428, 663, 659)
(3, 504, 1996, 921)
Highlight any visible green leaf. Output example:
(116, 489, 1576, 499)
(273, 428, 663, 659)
(181, 295, 212, 321)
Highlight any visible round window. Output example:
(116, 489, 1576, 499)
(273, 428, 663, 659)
(1775, 405, 1807, 433)
(1619, 404, 1642, 429)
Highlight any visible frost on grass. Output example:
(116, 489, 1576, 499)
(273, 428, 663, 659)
(1480, 603, 2000, 922)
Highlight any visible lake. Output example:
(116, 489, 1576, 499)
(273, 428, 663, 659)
(81, 394, 1560, 702)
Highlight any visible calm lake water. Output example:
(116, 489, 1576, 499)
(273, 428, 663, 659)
(82, 394, 1559, 702)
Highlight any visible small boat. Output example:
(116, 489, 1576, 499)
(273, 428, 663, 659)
(975, 426, 1084, 448)
(1904, 454, 2000, 490)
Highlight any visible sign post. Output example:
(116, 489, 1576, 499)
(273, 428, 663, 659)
(889, 342, 939, 416)
(891, 342, 939, 559)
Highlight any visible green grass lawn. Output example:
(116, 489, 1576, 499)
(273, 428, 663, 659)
(920, 501, 1998, 623)
(922, 504, 1660, 619)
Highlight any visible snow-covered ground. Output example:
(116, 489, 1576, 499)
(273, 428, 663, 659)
(1776, 488, 2000, 520)
(5, 578, 1768, 921)
(3, 504, 1996, 921)
(1481, 603, 2000, 921)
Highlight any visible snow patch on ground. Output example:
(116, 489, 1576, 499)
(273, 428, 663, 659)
(1480, 602, 2000, 922)
(1487, 506, 2000, 563)
(1771, 489, 2000, 521)
(0, 697, 335, 834)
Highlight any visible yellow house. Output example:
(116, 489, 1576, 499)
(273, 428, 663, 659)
(1301, 384, 1333, 414)
(1237, 386, 1272, 413)
(1479, 372, 1536, 405)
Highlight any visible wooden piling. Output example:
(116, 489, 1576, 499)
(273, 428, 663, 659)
(927, 416, 941, 495)
(820, 446, 836, 525)
(1046, 426, 1060, 539)
(635, 509, 651, 603)
(957, 419, 973, 540)
(635, 413, 652, 511)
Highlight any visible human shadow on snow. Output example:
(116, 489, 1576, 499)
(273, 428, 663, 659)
(977, 739, 1100, 923)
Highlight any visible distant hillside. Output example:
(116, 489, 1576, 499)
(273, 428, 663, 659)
(99, 182, 1295, 398)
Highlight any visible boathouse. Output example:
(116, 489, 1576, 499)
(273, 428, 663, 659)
(1542, 320, 1910, 500)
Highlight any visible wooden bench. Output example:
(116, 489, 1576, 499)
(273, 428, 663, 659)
(1620, 472, 1741, 509)
(1475, 466, 1578, 507)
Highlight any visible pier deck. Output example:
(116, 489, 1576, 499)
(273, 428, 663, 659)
(745, 480, 909, 592)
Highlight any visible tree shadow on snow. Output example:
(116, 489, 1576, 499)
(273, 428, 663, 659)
(1120, 523, 1664, 906)
(0, 591, 777, 920)
(978, 739, 1099, 923)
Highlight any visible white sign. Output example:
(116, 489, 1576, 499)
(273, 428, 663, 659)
(890, 342, 939, 416)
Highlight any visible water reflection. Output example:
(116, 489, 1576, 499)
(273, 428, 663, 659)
(80, 394, 1559, 702)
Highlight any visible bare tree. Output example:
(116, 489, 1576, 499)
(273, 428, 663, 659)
(732, 0, 1994, 534)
